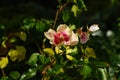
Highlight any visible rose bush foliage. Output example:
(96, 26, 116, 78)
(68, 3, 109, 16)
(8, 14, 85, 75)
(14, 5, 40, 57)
(0, 0, 120, 80)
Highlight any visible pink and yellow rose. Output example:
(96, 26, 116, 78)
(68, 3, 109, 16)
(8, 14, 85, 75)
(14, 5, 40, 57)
(44, 24, 79, 46)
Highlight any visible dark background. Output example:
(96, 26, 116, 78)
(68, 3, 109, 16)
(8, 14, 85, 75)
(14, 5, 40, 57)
(0, 0, 120, 30)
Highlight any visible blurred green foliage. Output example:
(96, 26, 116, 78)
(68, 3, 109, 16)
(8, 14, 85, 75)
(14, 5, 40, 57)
(0, 0, 120, 80)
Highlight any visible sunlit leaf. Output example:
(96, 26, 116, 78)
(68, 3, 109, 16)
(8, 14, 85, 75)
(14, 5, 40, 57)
(66, 55, 75, 61)
(20, 68, 37, 80)
(27, 53, 39, 67)
(43, 48, 55, 57)
(8, 46, 26, 62)
(71, 5, 79, 17)
(66, 47, 77, 55)
(55, 47, 63, 54)
(0, 57, 8, 69)
(98, 68, 107, 80)
(69, 24, 76, 30)
(8, 49, 19, 61)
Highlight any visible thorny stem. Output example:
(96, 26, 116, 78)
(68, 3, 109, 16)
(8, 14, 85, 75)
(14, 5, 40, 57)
(52, 2, 68, 28)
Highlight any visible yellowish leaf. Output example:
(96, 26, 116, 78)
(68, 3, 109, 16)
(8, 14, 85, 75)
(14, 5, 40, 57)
(59, 68, 64, 73)
(85, 46, 96, 58)
(20, 31, 27, 41)
(10, 38, 16, 43)
(1, 37, 8, 48)
(0, 57, 8, 69)
(66, 55, 74, 61)
(66, 48, 73, 55)
(16, 46, 26, 61)
(8, 46, 26, 62)
(55, 47, 63, 54)
(43, 48, 55, 57)
(8, 49, 19, 61)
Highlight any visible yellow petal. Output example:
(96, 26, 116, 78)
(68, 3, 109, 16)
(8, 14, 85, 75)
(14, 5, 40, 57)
(0, 57, 9, 69)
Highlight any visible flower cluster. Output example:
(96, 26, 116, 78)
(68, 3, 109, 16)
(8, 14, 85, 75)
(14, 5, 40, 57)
(44, 24, 99, 46)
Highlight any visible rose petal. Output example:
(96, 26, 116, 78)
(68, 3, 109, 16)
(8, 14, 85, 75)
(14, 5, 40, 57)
(69, 32, 79, 46)
(44, 29, 56, 40)
(89, 24, 99, 32)
(80, 32, 89, 44)
(57, 24, 67, 32)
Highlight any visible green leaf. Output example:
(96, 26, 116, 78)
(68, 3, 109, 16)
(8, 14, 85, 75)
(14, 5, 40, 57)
(38, 54, 51, 64)
(19, 68, 37, 80)
(62, 11, 70, 22)
(66, 47, 78, 55)
(80, 65, 92, 79)
(41, 18, 54, 25)
(98, 68, 107, 80)
(69, 24, 76, 30)
(22, 18, 36, 30)
(27, 53, 39, 67)
(9, 71, 20, 79)
(71, 5, 79, 17)
(0, 24, 5, 30)
(44, 57, 51, 64)
(36, 21, 46, 32)
(76, 0, 87, 11)
(38, 54, 45, 64)
(0, 76, 8, 80)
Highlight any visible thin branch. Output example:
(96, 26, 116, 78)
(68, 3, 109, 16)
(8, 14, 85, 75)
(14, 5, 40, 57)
(36, 42, 43, 54)
(1, 69, 6, 76)
(52, 2, 68, 28)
